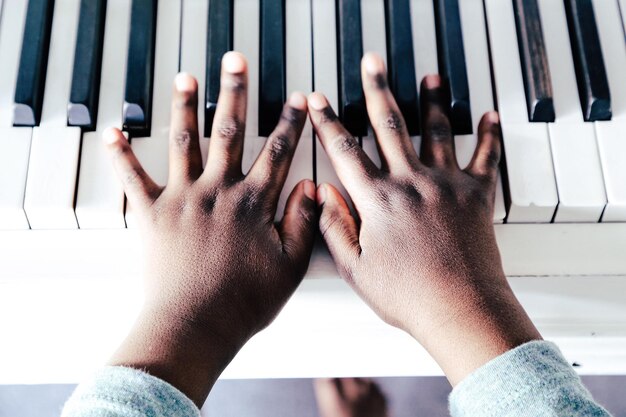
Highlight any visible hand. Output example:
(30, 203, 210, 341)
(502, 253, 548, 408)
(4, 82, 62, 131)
(307, 53, 541, 385)
(315, 378, 387, 417)
(104, 52, 317, 406)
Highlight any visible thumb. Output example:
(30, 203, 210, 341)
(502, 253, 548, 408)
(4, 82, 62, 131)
(317, 184, 361, 281)
(278, 180, 318, 270)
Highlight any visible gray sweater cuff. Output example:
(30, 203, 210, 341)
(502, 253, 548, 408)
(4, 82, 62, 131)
(449, 340, 611, 417)
(61, 366, 200, 417)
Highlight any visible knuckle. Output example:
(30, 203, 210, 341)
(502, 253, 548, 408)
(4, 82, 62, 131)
(317, 107, 338, 125)
(233, 185, 265, 220)
(367, 73, 388, 90)
(330, 134, 359, 155)
(172, 128, 197, 149)
(280, 106, 303, 125)
(221, 73, 246, 93)
(426, 114, 452, 141)
(377, 111, 404, 133)
(482, 148, 501, 169)
(175, 91, 196, 109)
(123, 167, 143, 188)
(216, 117, 244, 141)
(267, 133, 293, 163)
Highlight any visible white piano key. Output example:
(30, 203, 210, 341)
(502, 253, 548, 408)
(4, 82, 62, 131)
(539, 0, 606, 223)
(484, 0, 557, 223)
(312, 0, 348, 200)
(408, 0, 438, 156)
(0, 0, 31, 229)
(620, 0, 626, 35)
(0, 129, 31, 229)
(24, 0, 82, 229)
(283, 0, 314, 219)
(234, 0, 266, 176)
(180, 0, 209, 166)
(360, 0, 386, 168)
(410, 0, 438, 84)
(75, 0, 132, 229)
(127, 0, 182, 227)
(593, 0, 626, 221)
(456, 0, 506, 223)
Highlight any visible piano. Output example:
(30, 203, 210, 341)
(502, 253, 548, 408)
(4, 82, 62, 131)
(0, 0, 625, 384)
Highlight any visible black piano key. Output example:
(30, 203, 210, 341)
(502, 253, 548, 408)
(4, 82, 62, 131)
(68, 0, 107, 129)
(564, 0, 611, 121)
(433, 0, 472, 135)
(259, 0, 285, 137)
(512, 0, 555, 123)
(13, 0, 55, 127)
(337, 0, 367, 137)
(385, 0, 420, 135)
(204, 0, 233, 138)
(123, 0, 157, 136)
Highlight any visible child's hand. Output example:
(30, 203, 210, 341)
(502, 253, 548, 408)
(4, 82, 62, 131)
(104, 52, 317, 406)
(308, 53, 541, 385)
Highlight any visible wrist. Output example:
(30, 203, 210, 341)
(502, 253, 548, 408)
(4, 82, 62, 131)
(108, 303, 244, 407)
(406, 276, 542, 386)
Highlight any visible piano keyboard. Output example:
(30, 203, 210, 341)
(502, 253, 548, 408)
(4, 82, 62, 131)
(0, 0, 625, 231)
(0, 0, 625, 384)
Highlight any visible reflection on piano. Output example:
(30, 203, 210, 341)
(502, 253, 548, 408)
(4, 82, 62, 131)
(0, 0, 625, 384)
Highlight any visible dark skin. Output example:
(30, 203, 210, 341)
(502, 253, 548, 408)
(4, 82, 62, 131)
(103, 51, 540, 407)
(315, 378, 388, 417)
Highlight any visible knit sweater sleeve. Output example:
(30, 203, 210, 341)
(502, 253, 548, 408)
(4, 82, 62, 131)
(61, 366, 200, 417)
(449, 340, 612, 417)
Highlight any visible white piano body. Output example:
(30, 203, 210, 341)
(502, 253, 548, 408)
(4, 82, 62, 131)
(0, 225, 625, 384)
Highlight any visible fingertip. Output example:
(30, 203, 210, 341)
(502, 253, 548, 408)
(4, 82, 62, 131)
(308, 92, 328, 111)
(362, 52, 385, 75)
(483, 111, 500, 125)
(302, 179, 316, 201)
(316, 183, 328, 206)
(288, 92, 308, 111)
(222, 51, 247, 74)
(422, 74, 443, 90)
(174, 72, 198, 93)
(102, 127, 125, 146)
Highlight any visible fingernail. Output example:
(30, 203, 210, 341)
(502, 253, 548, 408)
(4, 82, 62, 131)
(308, 92, 328, 111)
(222, 51, 246, 74)
(303, 180, 316, 201)
(363, 52, 384, 75)
(316, 184, 327, 206)
(423, 74, 442, 89)
(288, 92, 307, 111)
(175, 73, 196, 92)
(103, 127, 121, 145)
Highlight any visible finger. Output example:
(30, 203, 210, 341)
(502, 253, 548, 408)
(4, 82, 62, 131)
(339, 378, 361, 400)
(308, 92, 379, 202)
(314, 379, 343, 405)
(419, 75, 459, 170)
(361, 52, 420, 173)
(205, 51, 248, 179)
(278, 180, 318, 267)
(103, 128, 161, 211)
(317, 184, 360, 281)
(168, 73, 203, 186)
(466, 111, 501, 182)
(247, 92, 308, 202)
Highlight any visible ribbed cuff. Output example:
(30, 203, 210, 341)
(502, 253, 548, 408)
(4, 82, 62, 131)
(61, 366, 200, 417)
(449, 340, 611, 417)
